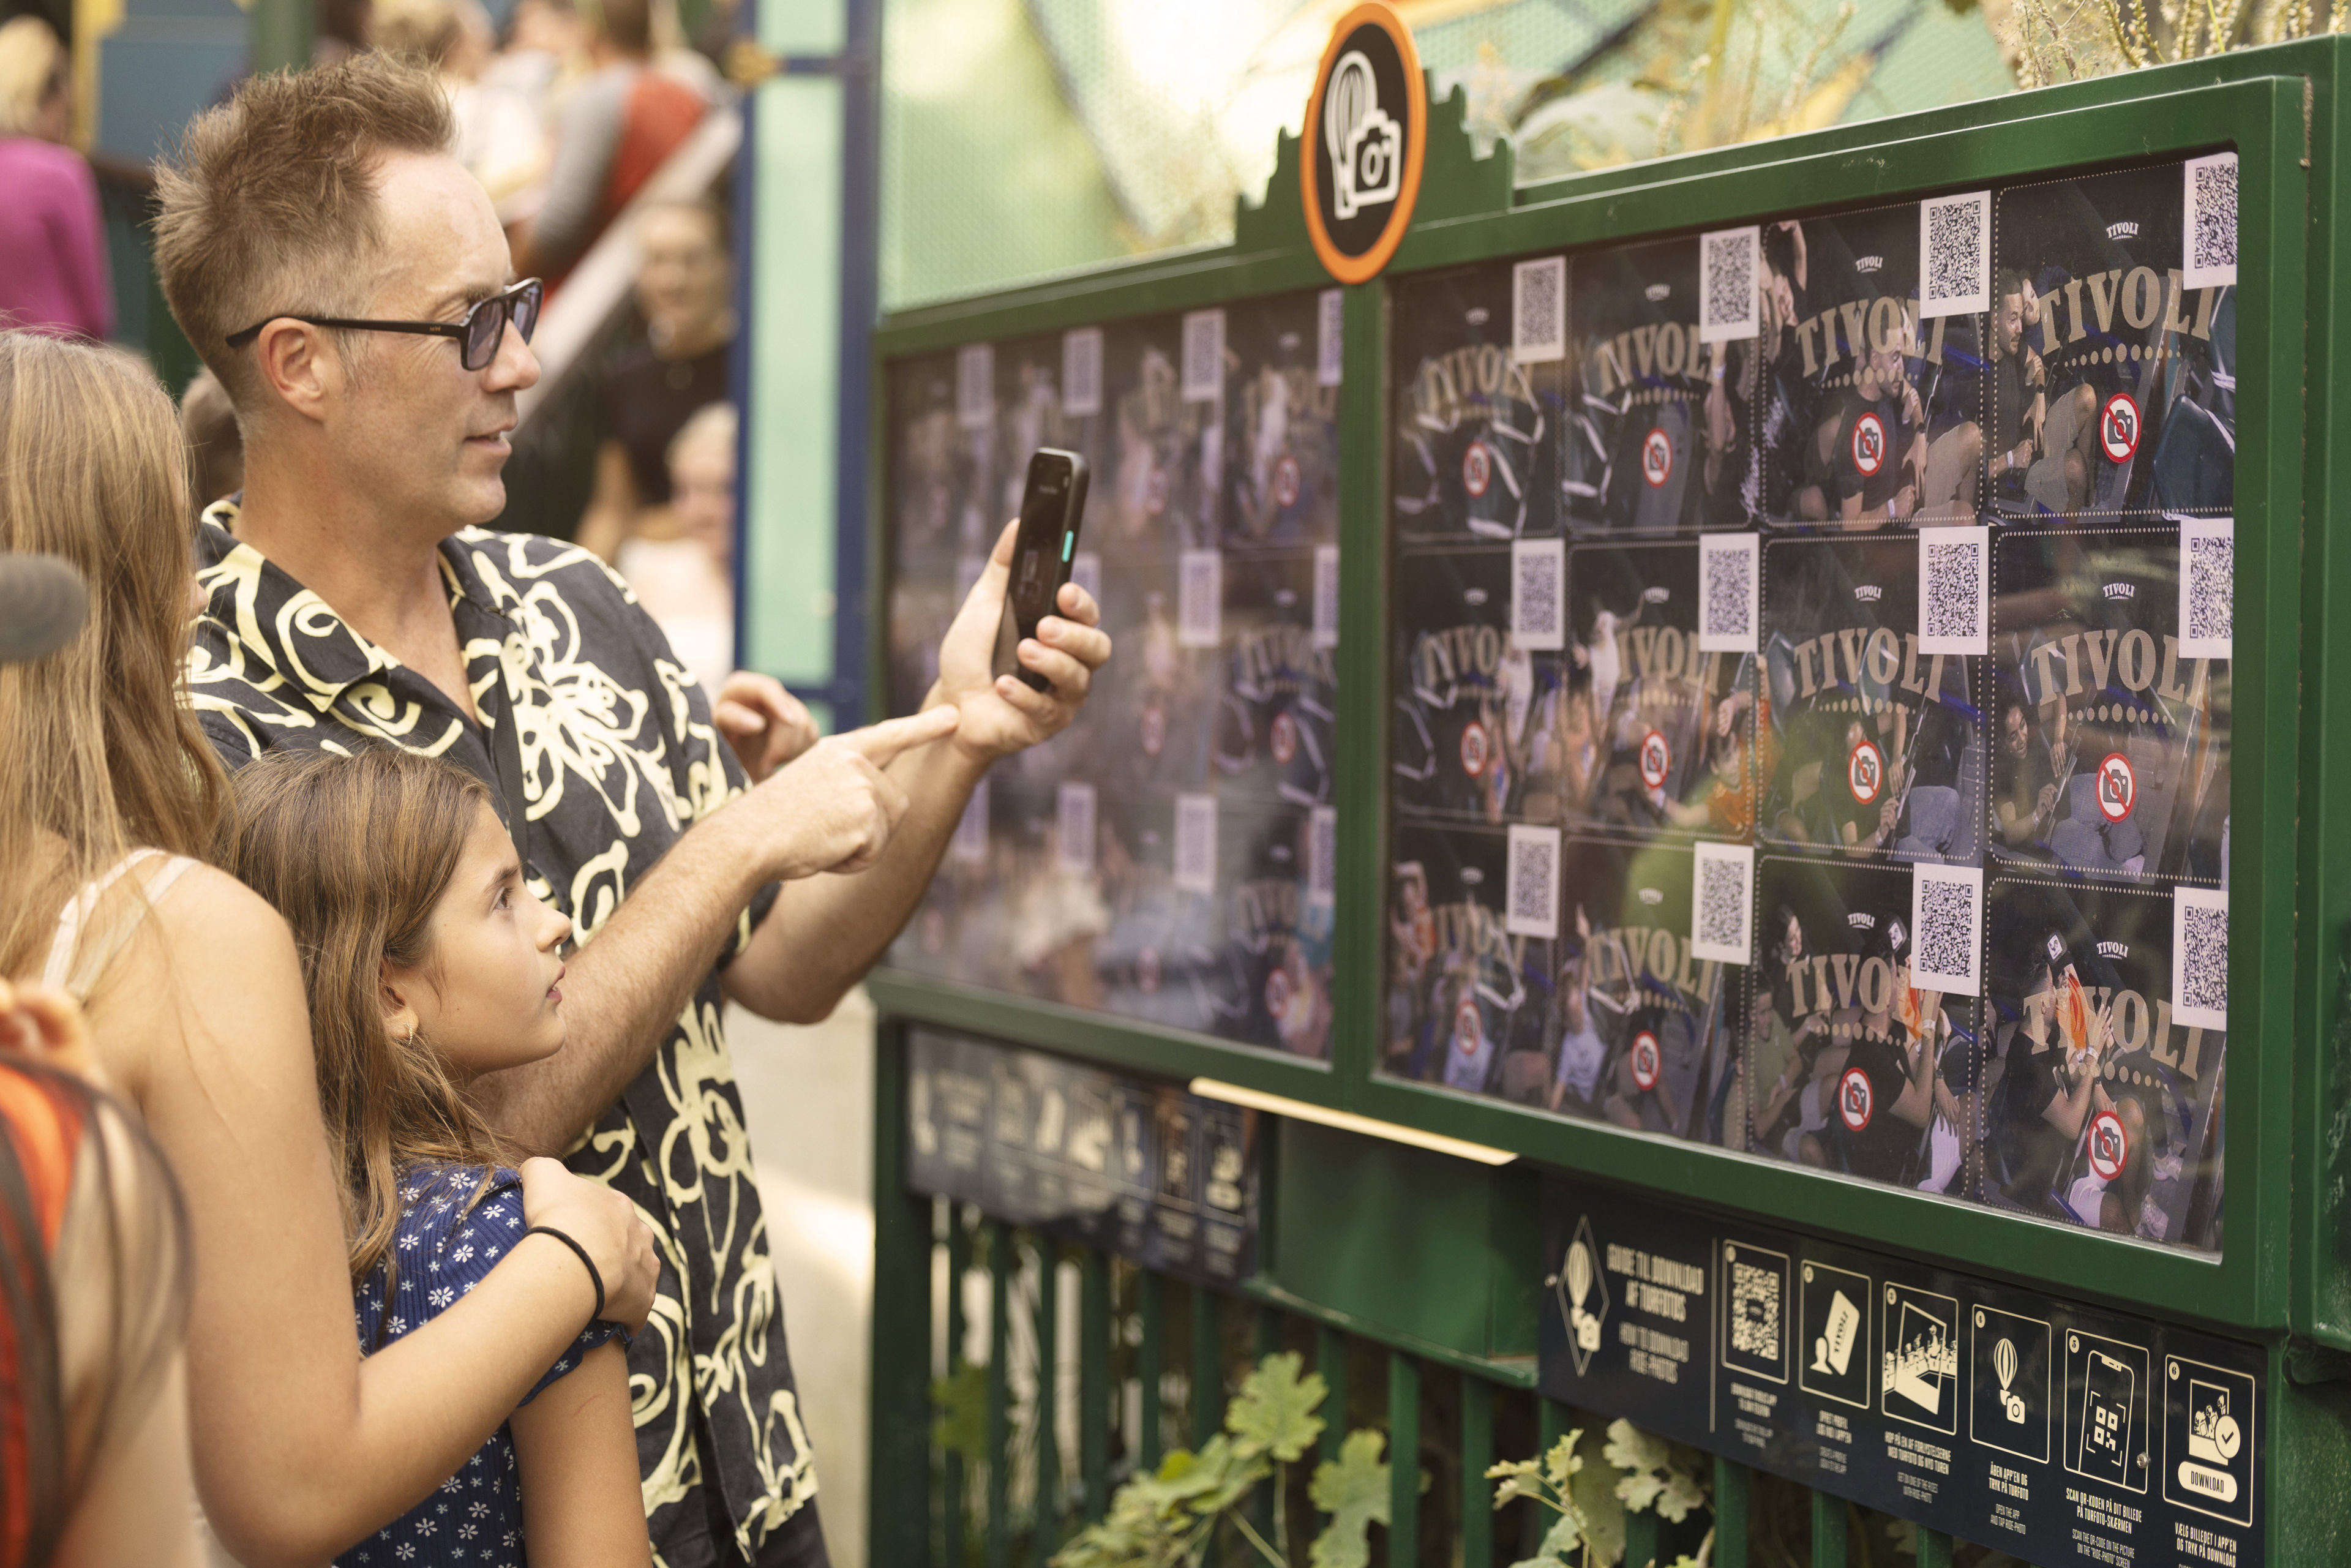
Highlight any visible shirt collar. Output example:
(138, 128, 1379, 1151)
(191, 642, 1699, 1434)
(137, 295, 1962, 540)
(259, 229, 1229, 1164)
(195, 498, 517, 715)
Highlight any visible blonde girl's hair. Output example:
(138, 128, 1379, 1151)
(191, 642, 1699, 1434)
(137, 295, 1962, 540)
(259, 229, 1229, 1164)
(212, 748, 512, 1297)
(0, 332, 228, 984)
(0, 15, 64, 138)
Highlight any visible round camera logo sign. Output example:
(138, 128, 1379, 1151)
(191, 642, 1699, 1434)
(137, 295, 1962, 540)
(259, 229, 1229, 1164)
(1301, 3, 1426, 285)
(1837, 1065, 1875, 1132)
(1641, 427, 1673, 488)
(1851, 410, 1888, 477)
(1462, 440, 1492, 498)
(2096, 751, 2135, 823)
(1459, 719, 1490, 778)
(1629, 1030, 1662, 1092)
(1848, 738, 1884, 805)
(2101, 392, 2141, 462)
(2086, 1108, 2129, 1182)
(1637, 730, 1671, 791)
(1272, 454, 1302, 508)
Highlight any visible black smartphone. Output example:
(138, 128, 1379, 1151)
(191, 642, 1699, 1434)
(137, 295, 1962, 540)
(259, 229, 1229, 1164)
(992, 448, 1090, 691)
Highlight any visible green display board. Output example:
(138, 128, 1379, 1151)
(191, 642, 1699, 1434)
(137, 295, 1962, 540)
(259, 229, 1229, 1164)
(846, 40, 2351, 1552)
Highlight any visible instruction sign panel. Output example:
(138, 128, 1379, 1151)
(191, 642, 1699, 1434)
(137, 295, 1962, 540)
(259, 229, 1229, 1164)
(906, 1027, 1259, 1285)
(1539, 1172, 2263, 1567)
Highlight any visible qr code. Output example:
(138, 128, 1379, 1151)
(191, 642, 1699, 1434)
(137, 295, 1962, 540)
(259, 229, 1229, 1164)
(1918, 192, 1990, 317)
(1728, 1262, 1781, 1360)
(1918, 527, 1989, 654)
(1511, 539, 1565, 651)
(1698, 531, 1758, 653)
(1312, 544, 1340, 650)
(1307, 805, 1337, 906)
(1174, 792, 1217, 895)
(1699, 226, 1759, 343)
(950, 777, 989, 865)
(1177, 549, 1222, 648)
(1062, 327, 1103, 418)
(2172, 888, 2229, 1028)
(1689, 842, 1753, 964)
(1318, 288, 1344, 388)
(1513, 255, 1566, 364)
(2180, 519, 2233, 656)
(1698, 860, 1745, 951)
(1056, 781, 1096, 877)
(1910, 865, 1982, 996)
(2184, 152, 2239, 289)
(956, 342, 994, 430)
(1505, 825, 1561, 938)
(1182, 309, 1226, 402)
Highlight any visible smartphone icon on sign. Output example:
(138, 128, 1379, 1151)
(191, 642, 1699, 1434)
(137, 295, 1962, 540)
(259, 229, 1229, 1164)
(2078, 1351, 2134, 1483)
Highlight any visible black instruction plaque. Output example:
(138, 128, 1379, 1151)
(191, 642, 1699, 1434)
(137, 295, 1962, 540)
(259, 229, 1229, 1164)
(1539, 1172, 2262, 1567)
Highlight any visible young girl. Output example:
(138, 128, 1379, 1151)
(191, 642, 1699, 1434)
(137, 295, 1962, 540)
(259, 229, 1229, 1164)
(217, 746, 650, 1568)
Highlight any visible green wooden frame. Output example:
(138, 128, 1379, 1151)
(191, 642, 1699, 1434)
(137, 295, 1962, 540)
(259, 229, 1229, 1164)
(857, 37, 2351, 1346)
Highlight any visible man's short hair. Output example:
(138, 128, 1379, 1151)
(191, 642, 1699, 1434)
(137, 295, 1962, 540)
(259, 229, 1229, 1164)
(153, 54, 454, 410)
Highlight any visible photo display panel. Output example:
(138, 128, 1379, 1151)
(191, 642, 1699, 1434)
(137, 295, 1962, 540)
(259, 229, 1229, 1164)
(885, 292, 1343, 1059)
(1384, 154, 2237, 1256)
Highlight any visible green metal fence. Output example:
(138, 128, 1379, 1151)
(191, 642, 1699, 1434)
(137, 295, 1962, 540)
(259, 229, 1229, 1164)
(842, 29, 2351, 1568)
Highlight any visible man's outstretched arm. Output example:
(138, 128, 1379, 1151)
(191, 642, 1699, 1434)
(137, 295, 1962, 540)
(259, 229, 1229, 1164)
(470, 704, 961, 1156)
(719, 519, 1112, 1024)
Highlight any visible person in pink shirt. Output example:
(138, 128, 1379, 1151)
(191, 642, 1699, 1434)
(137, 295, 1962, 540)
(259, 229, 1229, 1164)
(0, 17, 113, 342)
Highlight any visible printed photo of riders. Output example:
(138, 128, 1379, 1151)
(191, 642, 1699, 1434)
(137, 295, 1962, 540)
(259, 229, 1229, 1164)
(883, 291, 1342, 1057)
(1379, 157, 2233, 1254)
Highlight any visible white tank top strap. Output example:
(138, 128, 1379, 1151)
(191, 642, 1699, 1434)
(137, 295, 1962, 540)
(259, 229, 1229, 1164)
(40, 850, 202, 998)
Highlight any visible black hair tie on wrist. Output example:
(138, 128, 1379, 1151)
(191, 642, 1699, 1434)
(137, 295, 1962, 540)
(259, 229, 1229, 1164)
(523, 1225, 605, 1324)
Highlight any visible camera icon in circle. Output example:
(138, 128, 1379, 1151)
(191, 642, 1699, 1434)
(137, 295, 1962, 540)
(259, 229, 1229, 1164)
(1324, 50, 1404, 220)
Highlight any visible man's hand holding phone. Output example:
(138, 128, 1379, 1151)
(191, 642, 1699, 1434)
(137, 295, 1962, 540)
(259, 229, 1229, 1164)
(932, 516, 1112, 760)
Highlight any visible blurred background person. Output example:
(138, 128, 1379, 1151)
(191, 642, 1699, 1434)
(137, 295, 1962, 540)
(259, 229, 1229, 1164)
(510, 0, 705, 288)
(618, 400, 735, 705)
(576, 197, 734, 561)
(373, 0, 556, 223)
(179, 368, 244, 514)
(0, 17, 111, 342)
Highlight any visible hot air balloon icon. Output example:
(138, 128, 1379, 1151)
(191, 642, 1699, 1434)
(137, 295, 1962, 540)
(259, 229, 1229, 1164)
(1995, 1337, 2027, 1424)
(1548, 1215, 1610, 1375)
(1567, 1239, 1602, 1352)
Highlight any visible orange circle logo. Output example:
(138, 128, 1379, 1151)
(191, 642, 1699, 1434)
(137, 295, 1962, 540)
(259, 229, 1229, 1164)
(1300, 2, 1426, 285)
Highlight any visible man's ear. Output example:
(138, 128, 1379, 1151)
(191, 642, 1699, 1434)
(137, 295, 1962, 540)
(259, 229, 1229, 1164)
(380, 962, 422, 1046)
(253, 319, 342, 426)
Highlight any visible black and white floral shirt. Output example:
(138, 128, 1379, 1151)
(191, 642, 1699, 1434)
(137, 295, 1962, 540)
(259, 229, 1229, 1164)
(190, 506, 822, 1568)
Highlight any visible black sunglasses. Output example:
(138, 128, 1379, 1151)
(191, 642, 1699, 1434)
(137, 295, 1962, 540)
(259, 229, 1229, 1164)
(225, 278, 544, 372)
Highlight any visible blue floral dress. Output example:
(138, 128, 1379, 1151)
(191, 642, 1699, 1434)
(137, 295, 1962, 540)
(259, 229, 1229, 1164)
(336, 1166, 627, 1568)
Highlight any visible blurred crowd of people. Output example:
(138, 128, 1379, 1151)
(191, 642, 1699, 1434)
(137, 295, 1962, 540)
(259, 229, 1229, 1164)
(0, 45, 1111, 1568)
(1, 0, 741, 685)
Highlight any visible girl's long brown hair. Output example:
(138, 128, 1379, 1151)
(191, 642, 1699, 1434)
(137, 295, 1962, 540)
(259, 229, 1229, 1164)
(0, 332, 228, 983)
(212, 748, 511, 1294)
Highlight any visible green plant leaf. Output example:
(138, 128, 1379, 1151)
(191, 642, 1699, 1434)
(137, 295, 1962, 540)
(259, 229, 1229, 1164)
(1602, 1417, 1669, 1477)
(1307, 1429, 1390, 1568)
(1566, 1426, 1625, 1567)
(1485, 1456, 1549, 1511)
(1542, 1432, 1584, 1489)
(929, 1362, 989, 1464)
(1227, 1351, 1328, 1462)
(1655, 1466, 1707, 1523)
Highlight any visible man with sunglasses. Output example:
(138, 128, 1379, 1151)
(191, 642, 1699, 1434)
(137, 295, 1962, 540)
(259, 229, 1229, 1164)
(153, 55, 1110, 1568)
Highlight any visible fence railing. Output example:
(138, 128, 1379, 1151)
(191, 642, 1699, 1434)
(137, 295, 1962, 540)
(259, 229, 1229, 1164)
(869, 1030, 1979, 1568)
